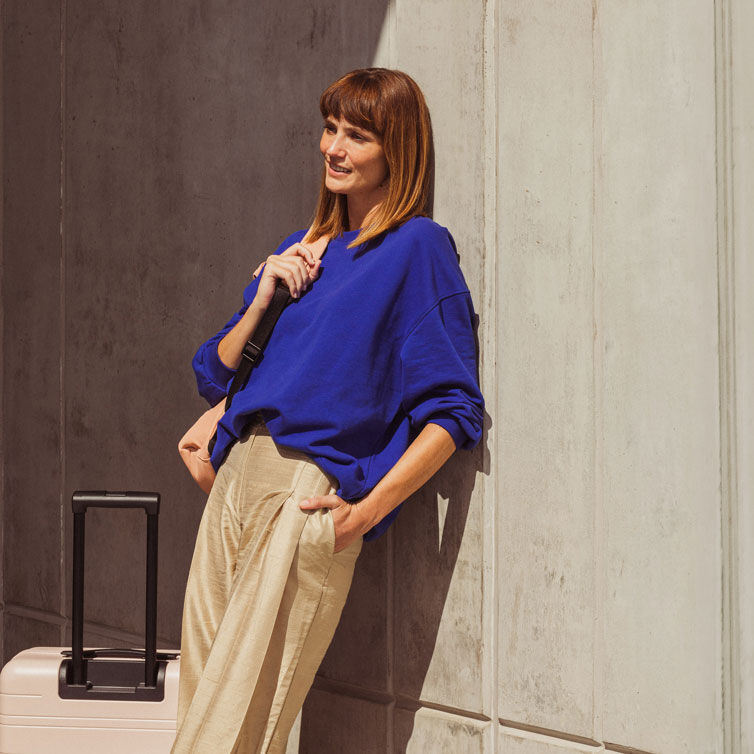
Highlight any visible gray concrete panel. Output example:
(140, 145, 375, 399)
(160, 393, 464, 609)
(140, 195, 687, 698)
(597, 2, 723, 751)
(2, 0, 63, 617)
(2, 614, 60, 665)
(59, 0, 388, 642)
(396, 707, 487, 754)
(728, 1, 754, 749)
(498, 724, 602, 754)
(495, 0, 596, 735)
(300, 687, 389, 753)
(388, 0, 490, 718)
(393, 457, 484, 713)
(318, 531, 390, 691)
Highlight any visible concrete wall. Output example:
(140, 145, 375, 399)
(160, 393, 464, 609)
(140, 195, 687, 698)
(0, 0, 390, 696)
(726, 0, 754, 749)
(3, 1, 753, 753)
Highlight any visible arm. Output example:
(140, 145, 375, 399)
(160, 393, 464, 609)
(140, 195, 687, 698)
(192, 235, 321, 401)
(216, 298, 269, 370)
(216, 242, 323, 370)
(299, 422, 457, 552)
(299, 293, 483, 549)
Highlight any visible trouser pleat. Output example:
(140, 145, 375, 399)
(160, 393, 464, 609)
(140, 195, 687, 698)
(172, 423, 361, 754)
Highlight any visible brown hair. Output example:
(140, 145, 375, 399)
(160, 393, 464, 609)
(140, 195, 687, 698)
(305, 68, 433, 248)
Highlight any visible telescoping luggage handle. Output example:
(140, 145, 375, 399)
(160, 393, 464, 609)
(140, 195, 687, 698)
(62, 491, 167, 701)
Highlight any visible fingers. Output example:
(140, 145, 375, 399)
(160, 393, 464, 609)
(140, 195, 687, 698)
(262, 252, 321, 298)
(293, 242, 317, 267)
(268, 243, 321, 296)
(281, 242, 317, 267)
(276, 256, 307, 297)
(299, 494, 340, 510)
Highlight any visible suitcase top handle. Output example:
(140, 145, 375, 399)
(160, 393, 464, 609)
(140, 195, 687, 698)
(69, 491, 161, 693)
(72, 490, 159, 515)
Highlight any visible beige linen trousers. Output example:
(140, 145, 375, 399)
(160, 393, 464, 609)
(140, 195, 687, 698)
(172, 414, 363, 754)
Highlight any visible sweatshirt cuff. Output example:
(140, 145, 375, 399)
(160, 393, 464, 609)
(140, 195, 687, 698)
(426, 415, 467, 451)
(205, 341, 237, 391)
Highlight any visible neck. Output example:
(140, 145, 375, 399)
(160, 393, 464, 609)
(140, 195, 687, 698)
(346, 189, 387, 231)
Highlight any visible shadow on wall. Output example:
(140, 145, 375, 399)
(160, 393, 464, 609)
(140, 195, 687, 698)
(304, 430, 486, 753)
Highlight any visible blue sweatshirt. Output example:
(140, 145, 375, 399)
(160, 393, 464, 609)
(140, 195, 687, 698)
(192, 215, 484, 541)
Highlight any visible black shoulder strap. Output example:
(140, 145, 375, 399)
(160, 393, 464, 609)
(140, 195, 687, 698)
(224, 280, 291, 412)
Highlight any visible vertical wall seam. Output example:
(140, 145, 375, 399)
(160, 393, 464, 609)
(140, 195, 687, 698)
(385, 10, 396, 752)
(713, 0, 740, 751)
(590, 0, 605, 742)
(387, 524, 395, 754)
(0, 0, 6, 664)
(58, 0, 67, 647)
(483, 0, 499, 748)
(389, 0, 396, 69)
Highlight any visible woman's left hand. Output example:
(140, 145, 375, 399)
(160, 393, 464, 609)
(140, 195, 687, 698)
(299, 495, 365, 553)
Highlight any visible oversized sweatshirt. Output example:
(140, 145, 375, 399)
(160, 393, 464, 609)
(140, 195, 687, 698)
(192, 215, 484, 541)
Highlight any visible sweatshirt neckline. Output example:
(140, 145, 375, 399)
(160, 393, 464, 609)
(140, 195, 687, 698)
(332, 228, 361, 245)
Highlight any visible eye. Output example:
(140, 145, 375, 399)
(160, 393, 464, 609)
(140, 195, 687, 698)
(324, 121, 337, 134)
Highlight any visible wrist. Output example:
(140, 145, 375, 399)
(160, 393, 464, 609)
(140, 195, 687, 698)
(248, 296, 268, 315)
(352, 492, 389, 535)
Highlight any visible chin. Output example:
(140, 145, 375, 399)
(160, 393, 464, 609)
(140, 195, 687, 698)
(325, 179, 348, 195)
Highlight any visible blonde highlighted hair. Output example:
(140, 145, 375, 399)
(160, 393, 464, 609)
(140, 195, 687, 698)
(305, 68, 433, 248)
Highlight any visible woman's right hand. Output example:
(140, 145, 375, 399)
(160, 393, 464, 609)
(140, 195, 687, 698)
(218, 234, 329, 370)
(253, 239, 325, 309)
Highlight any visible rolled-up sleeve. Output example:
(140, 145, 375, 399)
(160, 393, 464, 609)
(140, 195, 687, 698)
(399, 291, 484, 450)
(191, 306, 245, 406)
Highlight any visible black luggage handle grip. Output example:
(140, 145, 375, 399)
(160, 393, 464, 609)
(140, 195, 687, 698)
(62, 647, 178, 661)
(70, 491, 160, 689)
(71, 490, 160, 514)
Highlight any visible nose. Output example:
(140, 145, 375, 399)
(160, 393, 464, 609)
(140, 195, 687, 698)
(326, 130, 346, 156)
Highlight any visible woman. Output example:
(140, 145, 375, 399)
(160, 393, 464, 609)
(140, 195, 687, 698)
(172, 68, 484, 753)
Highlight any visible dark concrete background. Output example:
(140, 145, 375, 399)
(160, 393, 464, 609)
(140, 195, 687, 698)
(0, 0, 389, 686)
(1, 2, 483, 749)
(3, 0, 389, 642)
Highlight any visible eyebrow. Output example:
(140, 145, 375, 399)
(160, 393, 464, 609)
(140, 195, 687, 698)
(346, 124, 372, 139)
(324, 117, 374, 140)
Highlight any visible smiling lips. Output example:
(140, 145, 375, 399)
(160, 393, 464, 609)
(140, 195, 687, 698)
(327, 161, 351, 174)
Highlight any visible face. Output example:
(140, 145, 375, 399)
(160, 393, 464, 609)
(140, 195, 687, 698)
(319, 116, 389, 202)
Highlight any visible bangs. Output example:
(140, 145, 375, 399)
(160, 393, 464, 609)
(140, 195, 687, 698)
(310, 68, 432, 249)
(319, 73, 386, 136)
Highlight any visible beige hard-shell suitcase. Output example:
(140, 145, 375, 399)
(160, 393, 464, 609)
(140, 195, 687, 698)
(0, 492, 180, 753)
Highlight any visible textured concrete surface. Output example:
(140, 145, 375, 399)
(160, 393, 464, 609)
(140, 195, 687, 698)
(498, 726, 601, 754)
(2, 0, 389, 639)
(60, 0, 390, 644)
(496, 0, 596, 736)
(318, 530, 390, 691)
(299, 688, 390, 753)
(2, 0, 64, 623)
(1, 615, 61, 666)
(597, 2, 722, 751)
(396, 707, 488, 754)
(730, 1, 754, 749)
(390, 0, 490, 720)
(393, 461, 484, 713)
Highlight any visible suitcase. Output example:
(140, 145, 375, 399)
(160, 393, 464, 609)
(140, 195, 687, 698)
(0, 491, 180, 753)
